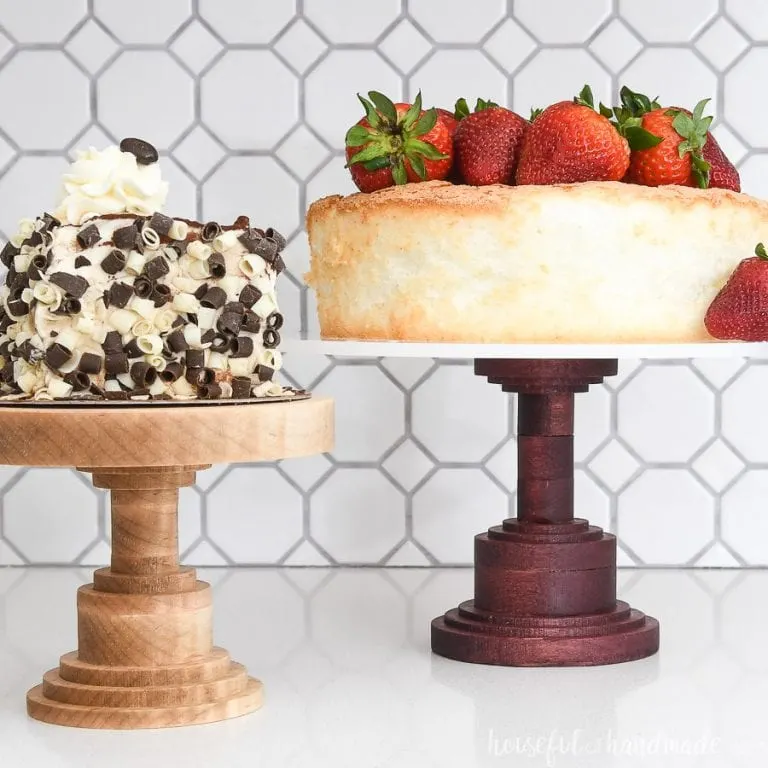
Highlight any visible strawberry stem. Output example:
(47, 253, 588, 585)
(756, 243, 768, 261)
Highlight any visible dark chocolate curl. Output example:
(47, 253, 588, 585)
(266, 311, 284, 330)
(159, 361, 184, 382)
(22, 231, 43, 248)
(130, 361, 157, 387)
(200, 329, 216, 345)
(123, 339, 143, 358)
(49, 272, 88, 298)
(231, 376, 252, 399)
(74, 255, 91, 268)
(265, 228, 287, 250)
(0, 242, 19, 269)
(185, 348, 204, 368)
(152, 283, 171, 307)
(193, 284, 208, 300)
(242, 311, 261, 333)
(54, 297, 82, 315)
(167, 327, 189, 352)
(102, 331, 123, 354)
(272, 254, 286, 274)
(198, 382, 222, 399)
(148, 212, 173, 236)
(263, 329, 280, 349)
(239, 284, 262, 308)
(77, 352, 103, 374)
(238, 228, 264, 253)
(201, 221, 221, 242)
(108, 281, 133, 308)
(7, 299, 28, 317)
(195, 368, 215, 386)
(28, 252, 51, 281)
(105, 353, 129, 374)
(208, 252, 226, 279)
(254, 237, 278, 262)
(144, 255, 169, 280)
(210, 334, 231, 353)
(41, 212, 60, 231)
(255, 364, 274, 382)
(76, 223, 100, 249)
(132, 275, 153, 299)
(45, 343, 71, 369)
(230, 336, 254, 358)
(101, 249, 127, 274)
(200, 286, 226, 309)
(120, 137, 159, 165)
(64, 370, 90, 391)
(112, 224, 138, 250)
(105, 389, 129, 400)
(217, 311, 242, 335)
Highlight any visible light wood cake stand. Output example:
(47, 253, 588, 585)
(0, 397, 333, 729)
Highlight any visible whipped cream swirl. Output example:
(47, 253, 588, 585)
(54, 145, 169, 226)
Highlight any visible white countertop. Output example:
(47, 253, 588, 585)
(0, 567, 764, 767)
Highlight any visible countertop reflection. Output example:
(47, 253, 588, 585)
(0, 567, 764, 767)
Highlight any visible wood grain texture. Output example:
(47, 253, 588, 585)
(0, 397, 333, 466)
(432, 359, 659, 667)
(24, 466, 266, 729)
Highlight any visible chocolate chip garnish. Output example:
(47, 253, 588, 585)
(186, 349, 204, 368)
(255, 364, 274, 382)
(102, 331, 123, 354)
(263, 329, 280, 349)
(231, 376, 252, 399)
(120, 137, 159, 165)
(201, 221, 221, 243)
(265, 228, 286, 250)
(238, 228, 264, 253)
(239, 284, 262, 308)
(108, 281, 133, 309)
(266, 311, 283, 330)
(0, 242, 19, 269)
(49, 272, 88, 298)
(133, 275, 153, 299)
(200, 286, 226, 309)
(64, 371, 90, 391)
(105, 353, 129, 375)
(242, 311, 261, 333)
(143, 255, 169, 280)
(233, 215, 250, 229)
(230, 336, 254, 358)
(151, 283, 171, 307)
(74, 255, 91, 269)
(77, 352, 102, 375)
(130, 361, 157, 387)
(76, 223, 100, 249)
(45, 342, 71, 370)
(208, 252, 226, 279)
(148, 212, 173, 236)
(112, 224, 138, 250)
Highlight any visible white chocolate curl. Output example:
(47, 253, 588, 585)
(172, 292, 199, 313)
(137, 334, 162, 355)
(54, 145, 169, 226)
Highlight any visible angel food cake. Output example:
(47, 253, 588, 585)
(0, 139, 290, 401)
(307, 87, 768, 343)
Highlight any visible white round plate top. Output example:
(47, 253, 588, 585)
(285, 338, 768, 360)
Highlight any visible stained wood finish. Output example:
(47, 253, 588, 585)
(431, 359, 659, 667)
(0, 399, 334, 729)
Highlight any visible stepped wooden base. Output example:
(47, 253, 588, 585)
(431, 360, 660, 667)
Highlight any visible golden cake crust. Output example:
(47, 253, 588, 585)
(306, 181, 768, 343)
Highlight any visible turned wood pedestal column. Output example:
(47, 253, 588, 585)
(431, 359, 659, 666)
(0, 398, 333, 728)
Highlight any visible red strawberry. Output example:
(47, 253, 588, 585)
(452, 100, 528, 186)
(345, 91, 453, 193)
(705, 244, 768, 340)
(515, 88, 629, 185)
(702, 131, 740, 192)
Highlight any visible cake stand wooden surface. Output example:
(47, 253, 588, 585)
(0, 397, 333, 729)
(289, 339, 767, 668)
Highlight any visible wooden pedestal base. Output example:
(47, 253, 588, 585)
(431, 359, 660, 667)
(26, 466, 262, 729)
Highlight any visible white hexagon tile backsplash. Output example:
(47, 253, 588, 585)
(0, 1, 766, 567)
